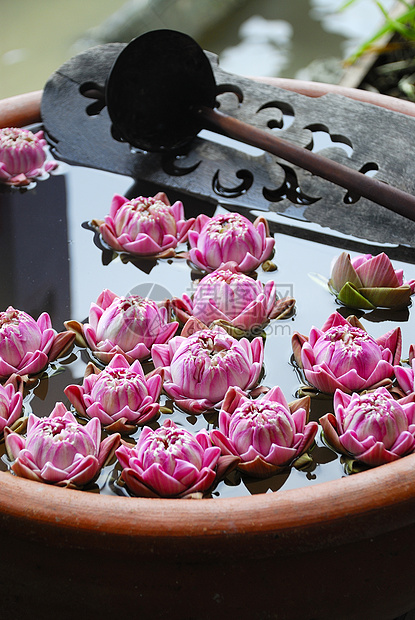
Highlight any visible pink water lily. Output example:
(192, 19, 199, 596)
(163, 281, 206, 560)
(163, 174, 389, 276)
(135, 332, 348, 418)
(64, 353, 163, 434)
(5, 402, 120, 487)
(97, 192, 195, 258)
(329, 251, 415, 309)
(188, 212, 274, 273)
(292, 312, 401, 394)
(0, 306, 75, 380)
(171, 261, 294, 336)
(152, 318, 264, 413)
(210, 386, 318, 477)
(116, 418, 236, 498)
(0, 127, 57, 186)
(65, 288, 178, 364)
(0, 375, 24, 435)
(320, 387, 415, 467)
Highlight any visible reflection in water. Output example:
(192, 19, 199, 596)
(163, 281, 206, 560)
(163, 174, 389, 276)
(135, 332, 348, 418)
(0, 172, 70, 329)
(219, 16, 293, 77)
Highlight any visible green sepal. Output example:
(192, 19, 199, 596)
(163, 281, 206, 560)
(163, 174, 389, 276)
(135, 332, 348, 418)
(359, 285, 412, 309)
(337, 282, 375, 310)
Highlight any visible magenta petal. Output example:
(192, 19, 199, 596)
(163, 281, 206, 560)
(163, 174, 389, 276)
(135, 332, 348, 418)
(391, 431, 415, 456)
(141, 462, 185, 497)
(358, 443, 400, 466)
(266, 443, 297, 466)
(64, 384, 87, 416)
(238, 252, 262, 273)
(5, 432, 26, 460)
(333, 389, 352, 412)
(210, 429, 239, 457)
(100, 224, 123, 251)
(394, 365, 414, 394)
(17, 351, 49, 376)
(85, 402, 113, 425)
(121, 236, 165, 255)
(355, 253, 400, 288)
(304, 367, 353, 394)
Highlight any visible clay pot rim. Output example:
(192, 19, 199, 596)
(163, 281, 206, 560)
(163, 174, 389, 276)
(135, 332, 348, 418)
(2, 88, 415, 550)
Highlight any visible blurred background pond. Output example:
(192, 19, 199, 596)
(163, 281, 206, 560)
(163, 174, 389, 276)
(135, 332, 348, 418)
(1, 0, 394, 99)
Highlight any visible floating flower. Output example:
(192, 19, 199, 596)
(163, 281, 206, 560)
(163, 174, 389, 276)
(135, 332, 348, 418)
(5, 402, 120, 487)
(116, 418, 236, 498)
(188, 212, 274, 273)
(171, 261, 294, 336)
(152, 318, 264, 413)
(0, 127, 56, 186)
(64, 353, 163, 434)
(0, 375, 24, 435)
(210, 386, 318, 477)
(65, 289, 178, 364)
(96, 192, 195, 258)
(329, 251, 415, 310)
(320, 387, 415, 467)
(292, 312, 401, 394)
(0, 306, 75, 380)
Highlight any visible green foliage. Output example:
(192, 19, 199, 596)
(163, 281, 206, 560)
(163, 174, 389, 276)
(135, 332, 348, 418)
(341, 0, 415, 63)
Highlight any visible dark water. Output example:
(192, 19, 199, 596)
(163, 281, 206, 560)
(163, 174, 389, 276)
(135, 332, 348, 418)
(1, 133, 414, 499)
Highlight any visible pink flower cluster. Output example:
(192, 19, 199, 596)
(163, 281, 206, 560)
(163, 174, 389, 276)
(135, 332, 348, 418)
(292, 309, 415, 468)
(8, 184, 415, 499)
(94, 195, 276, 272)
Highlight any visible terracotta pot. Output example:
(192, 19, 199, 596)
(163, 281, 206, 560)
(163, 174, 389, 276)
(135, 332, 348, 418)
(1, 89, 415, 620)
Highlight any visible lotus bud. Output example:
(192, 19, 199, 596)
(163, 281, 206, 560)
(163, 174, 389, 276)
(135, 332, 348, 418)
(0, 306, 75, 380)
(65, 289, 178, 364)
(171, 261, 294, 335)
(0, 127, 57, 186)
(320, 387, 415, 466)
(64, 353, 163, 434)
(329, 251, 415, 310)
(152, 318, 264, 413)
(96, 192, 195, 258)
(5, 402, 120, 487)
(116, 419, 235, 498)
(188, 212, 274, 273)
(210, 386, 318, 477)
(292, 311, 401, 394)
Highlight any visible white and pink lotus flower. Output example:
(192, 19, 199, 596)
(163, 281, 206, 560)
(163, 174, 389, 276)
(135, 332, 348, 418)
(96, 192, 195, 258)
(116, 418, 237, 498)
(210, 386, 318, 478)
(292, 311, 401, 394)
(188, 212, 275, 273)
(0, 306, 75, 380)
(320, 388, 415, 467)
(329, 251, 415, 310)
(152, 318, 264, 414)
(64, 353, 163, 434)
(5, 403, 120, 488)
(170, 261, 294, 337)
(0, 127, 57, 186)
(65, 288, 178, 365)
